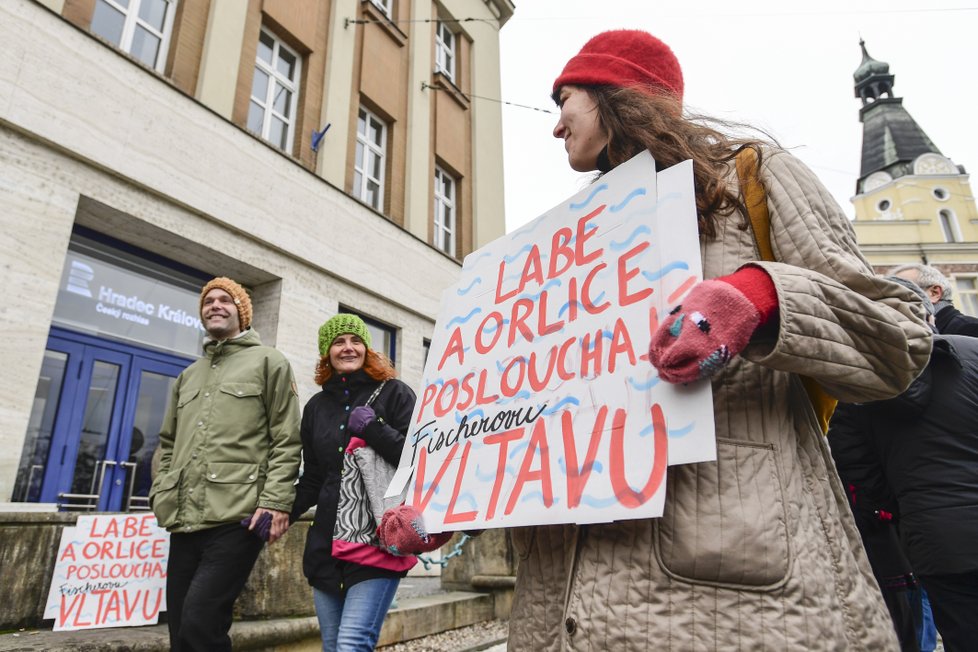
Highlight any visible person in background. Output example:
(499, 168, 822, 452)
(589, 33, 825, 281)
(503, 29, 932, 651)
(150, 277, 302, 652)
(828, 281, 978, 652)
(290, 314, 417, 651)
(890, 263, 978, 337)
(829, 277, 937, 652)
(889, 262, 978, 650)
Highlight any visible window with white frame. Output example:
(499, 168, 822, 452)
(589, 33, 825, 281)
(434, 166, 457, 256)
(369, 0, 393, 18)
(90, 0, 177, 72)
(247, 28, 301, 152)
(354, 107, 387, 211)
(938, 208, 961, 243)
(435, 21, 456, 82)
(954, 275, 978, 317)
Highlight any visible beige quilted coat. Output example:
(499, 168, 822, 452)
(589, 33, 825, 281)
(507, 150, 933, 651)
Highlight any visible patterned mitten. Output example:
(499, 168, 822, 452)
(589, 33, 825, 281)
(348, 405, 376, 435)
(240, 511, 272, 542)
(377, 505, 453, 555)
(649, 266, 777, 384)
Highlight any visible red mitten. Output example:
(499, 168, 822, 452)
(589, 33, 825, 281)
(649, 266, 777, 384)
(378, 505, 453, 555)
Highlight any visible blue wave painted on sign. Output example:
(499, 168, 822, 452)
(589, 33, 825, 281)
(569, 183, 608, 210)
(516, 278, 562, 301)
(627, 376, 660, 391)
(641, 261, 690, 282)
(658, 191, 682, 205)
(509, 441, 529, 459)
(558, 300, 581, 318)
(638, 421, 695, 438)
(481, 318, 509, 335)
(497, 357, 526, 373)
(580, 328, 614, 349)
(579, 494, 620, 508)
(557, 458, 605, 474)
(520, 491, 559, 505)
(475, 462, 518, 480)
(542, 396, 581, 415)
(503, 244, 534, 264)
(427, 492, 477, 512)
(457, 278, 482, 295)
(609, 187, 647, 212)
(456, 408, 486, 423)
(446, 307, 482, 328)
(497, 390, 531, 405)
(463, 251, 493, 269)
(609, 224, 651, 251)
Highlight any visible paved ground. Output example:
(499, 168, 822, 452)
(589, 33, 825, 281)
(393, 575, 443, 601)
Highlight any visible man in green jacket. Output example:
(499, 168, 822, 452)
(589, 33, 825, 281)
(149, 277, 301, 652)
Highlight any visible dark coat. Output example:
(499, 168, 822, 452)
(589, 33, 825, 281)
(290, 370, 416, 593)
(935, 303, 978, 337)
(828, 334, 978, 576)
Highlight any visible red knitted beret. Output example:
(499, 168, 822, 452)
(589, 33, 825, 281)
(553, 30, 684, 101)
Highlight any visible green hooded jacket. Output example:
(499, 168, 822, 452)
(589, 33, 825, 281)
(150, 328, 301, 532)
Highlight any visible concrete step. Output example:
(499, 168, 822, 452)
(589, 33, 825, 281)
(0, 590, 495, 651)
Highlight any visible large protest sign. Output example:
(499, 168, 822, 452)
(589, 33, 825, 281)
(388, 152, 716, 531)
(44, 513, 169, 631)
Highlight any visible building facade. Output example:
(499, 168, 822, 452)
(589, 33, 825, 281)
(0, 0, 514, 510)
(850, 40, 978, 315)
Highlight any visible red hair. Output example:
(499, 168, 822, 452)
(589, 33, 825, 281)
(314, 349, 397, 386)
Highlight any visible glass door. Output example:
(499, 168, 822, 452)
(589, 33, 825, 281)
(13, 344, 77, 502)
(111, 357, 184, 511)
(14, 329, 191, 511)
(45, 346, 130, 511)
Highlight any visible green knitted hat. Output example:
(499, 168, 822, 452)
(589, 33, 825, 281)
(318, 314, 372, 355)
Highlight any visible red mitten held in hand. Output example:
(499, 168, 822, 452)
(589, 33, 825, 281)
(378, 505, 453, 556)
(648, 266, 777, 384)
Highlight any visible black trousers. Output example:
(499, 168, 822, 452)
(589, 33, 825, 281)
(918, 569, 978, 652)
(166, 523, 264, 652)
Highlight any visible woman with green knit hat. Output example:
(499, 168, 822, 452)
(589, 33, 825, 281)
(289, 313, 417, 651)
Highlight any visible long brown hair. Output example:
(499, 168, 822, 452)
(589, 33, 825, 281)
(587, 86, 774, 239)
(314, 348, 397, 386)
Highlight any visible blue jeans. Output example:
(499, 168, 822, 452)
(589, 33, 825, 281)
(919, 588, 937, 652)
(313, 578, 400, 651)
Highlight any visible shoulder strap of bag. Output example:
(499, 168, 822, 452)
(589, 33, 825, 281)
(735, 147, 775, 263)
(365, 380, 387, 407)
(734, 147, 838, 434)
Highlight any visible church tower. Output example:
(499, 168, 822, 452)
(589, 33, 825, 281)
(850, 40, 978, 315)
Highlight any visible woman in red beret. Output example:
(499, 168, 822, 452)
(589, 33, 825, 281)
(505, 29, 933, 651)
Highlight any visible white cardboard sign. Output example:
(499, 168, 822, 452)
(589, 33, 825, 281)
(388, 152, 717, 531)
(44, 513, 169, 631)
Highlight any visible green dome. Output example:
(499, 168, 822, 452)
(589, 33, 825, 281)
(854, 39, 890, 82)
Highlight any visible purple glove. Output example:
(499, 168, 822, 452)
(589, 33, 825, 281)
(348, 405, 376, 435)
(378, 505, 453, 555)
(240, 511, 272, 542)
(648, 279, 761, 384)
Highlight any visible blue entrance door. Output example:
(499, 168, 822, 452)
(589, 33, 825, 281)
(13, 328, 192, 511)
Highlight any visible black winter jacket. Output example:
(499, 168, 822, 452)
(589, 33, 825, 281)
(936, 303, 978, 337)
(291, 370, 416, 593)
(828, 335, 978, 575)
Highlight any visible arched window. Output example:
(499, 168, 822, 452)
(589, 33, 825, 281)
(939, 209, 960, 243)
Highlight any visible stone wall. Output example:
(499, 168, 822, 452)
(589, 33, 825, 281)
(0, 511, 313, 630)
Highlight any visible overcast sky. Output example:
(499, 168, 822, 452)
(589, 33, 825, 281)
(497, 1, 978, 232)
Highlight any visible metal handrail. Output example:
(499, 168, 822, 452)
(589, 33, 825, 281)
(58, 459, 116, 511)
